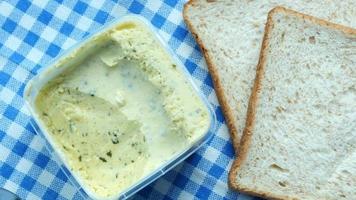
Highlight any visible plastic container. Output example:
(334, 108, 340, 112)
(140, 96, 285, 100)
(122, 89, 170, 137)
(24, 15, 217, 200)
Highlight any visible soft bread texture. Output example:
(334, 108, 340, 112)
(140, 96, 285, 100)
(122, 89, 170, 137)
(183, 0, 356, 150)
(229, 7, 356, 200)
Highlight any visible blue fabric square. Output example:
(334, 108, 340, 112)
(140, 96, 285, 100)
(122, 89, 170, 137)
(215, 106, 225, 123)
(0, 163, 14, 179)
(128, 1, 144, 14)
(42, 188, 58, 199)
(0, 130, 5, 142)
(13, 141, 28, 156)
(221, 143, 234, 158)
(2, 19, 17, 33)
(20, 176, 36, 191)
(152, 14, 166, 28)
(0, 71, 11, 86)
(34, 153, 50, 168)
(78, 188, 89, 199)
(17, 83, 26, 96)
(9, 52, 25, 64)
(184, 60, 197, 74)
(94, 10, 109, 24)
(173, 173, 189, 189)
(137, 185, 154, 198)
(30, 64, 42, 75)
(46, 44, 61, 57)
(196, 186, 211, 199)
(164, 0, 179, 7)
(187, 154, 201, 166)
(24, 32, 39, 46)
(208, 165, 224, 179)
(173, 26, 188, 41)
(194, 44, 201, 52)
(73, 1, 88, 14)
(61, 165, 71, 178)
(55, 170, 68, 182)
(163, 196, 173, 200)
(16, 0, 31, 12)
(60, 22, 74, 36)
(25, 122, 35, 134)
(38, 10, 53, 25)
(4, 105, 19, 121)
(204, 74, 213, 87)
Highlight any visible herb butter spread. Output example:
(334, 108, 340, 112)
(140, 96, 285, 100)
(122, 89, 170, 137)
(35, 22, 210, 198)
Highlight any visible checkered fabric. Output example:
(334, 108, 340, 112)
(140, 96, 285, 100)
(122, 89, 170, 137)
(0, 0, 263, 199)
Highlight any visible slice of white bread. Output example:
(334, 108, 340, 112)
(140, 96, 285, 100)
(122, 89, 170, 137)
(229, 7, 356, 200)
(183, 0, 356, 150)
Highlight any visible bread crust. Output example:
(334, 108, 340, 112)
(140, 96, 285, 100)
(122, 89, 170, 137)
(228, 6, 356, 200)
(183, 0, 240, 152)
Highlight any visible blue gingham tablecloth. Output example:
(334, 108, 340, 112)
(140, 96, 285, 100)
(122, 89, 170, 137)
(0, 1, 261, 199)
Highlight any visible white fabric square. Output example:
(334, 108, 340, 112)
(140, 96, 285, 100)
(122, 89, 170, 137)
(31, 0, 48, 8)
(145, 1, 163, 13)
(217, 126, 230, 141)
(76, 16, 93, 32)
(15, 158, 33, 174)
(59, 183, 78, 199)
(158, 30, 170, 44)
(0, 2, 14, 18)
(27, 47, 44, 63)
(40, 26, 58, 42)
(178, 190, 195, 199)
(7, 122, 25, 140)
(0, 145, 11, 162)
(89, 0, 105, 9)
(167, 8, 181, 24)
(54, 4, 71, 20)
(37, 170, 55, 186)
(0, 87, 15, 105)
(154, 178, 171, 195)
(4, 35, 22, 51)
(28, 136, 45, 152)
(203, 147, 220, 163)
(4, 180, 19, 193)
(62, 37, 77, 50)
(12, 67, 29, 82)
(18, 14, 36, 29)
(110, 4, 128, 18)
(25, 193, 40, 200)
(176, 42, 193, 59)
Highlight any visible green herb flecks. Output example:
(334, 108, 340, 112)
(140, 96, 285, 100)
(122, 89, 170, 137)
(99, 157, 107, 162)
(111, 139, 119, 144)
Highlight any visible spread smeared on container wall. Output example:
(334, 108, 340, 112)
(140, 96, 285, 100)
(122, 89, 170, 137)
(36, 22, 210, 198)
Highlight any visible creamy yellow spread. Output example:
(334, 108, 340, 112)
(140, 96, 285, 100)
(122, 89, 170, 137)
(35, 22, 210, 198)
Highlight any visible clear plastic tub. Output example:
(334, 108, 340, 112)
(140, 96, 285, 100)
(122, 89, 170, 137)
(24, 15, 217, 200)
